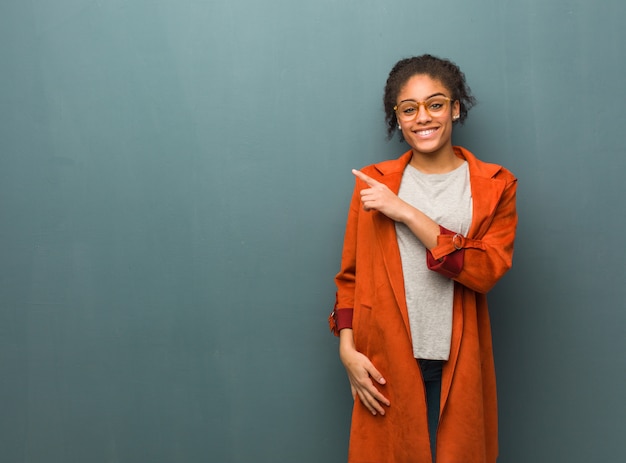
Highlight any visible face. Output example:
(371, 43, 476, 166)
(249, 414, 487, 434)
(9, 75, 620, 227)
(396, 74, 460, 158)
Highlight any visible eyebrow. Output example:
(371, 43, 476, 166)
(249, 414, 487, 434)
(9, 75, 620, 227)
(399, 92, 448, 103)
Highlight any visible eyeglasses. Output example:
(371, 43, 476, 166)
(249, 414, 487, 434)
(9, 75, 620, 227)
(394, 96, 453, 122)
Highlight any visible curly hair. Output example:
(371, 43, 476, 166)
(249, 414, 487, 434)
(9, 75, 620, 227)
(383, 54, 476, 140)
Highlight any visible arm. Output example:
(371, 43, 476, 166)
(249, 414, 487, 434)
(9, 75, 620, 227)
(339, 328, 390, 416)
(352, 169, 441, 250)
(429, 177, 518, 293)
(330, 180, 390, 416)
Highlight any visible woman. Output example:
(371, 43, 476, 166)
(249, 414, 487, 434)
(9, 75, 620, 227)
(329, 54, 518, 463)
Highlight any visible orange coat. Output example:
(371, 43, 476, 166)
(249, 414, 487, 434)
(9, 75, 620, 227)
(332, 146, 518, 463)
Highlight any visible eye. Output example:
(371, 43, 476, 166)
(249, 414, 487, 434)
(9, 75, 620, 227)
(397, 102, 417, 115)
(428, 102, 445, 111)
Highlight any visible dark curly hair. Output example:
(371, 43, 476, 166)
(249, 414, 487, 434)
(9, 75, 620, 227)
(383, 54, 476, 140)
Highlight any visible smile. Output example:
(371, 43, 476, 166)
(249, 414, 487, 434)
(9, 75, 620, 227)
(414, 128, 438, 137)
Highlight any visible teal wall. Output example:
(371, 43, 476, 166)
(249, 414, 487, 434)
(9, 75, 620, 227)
(1, 1, 625, 462)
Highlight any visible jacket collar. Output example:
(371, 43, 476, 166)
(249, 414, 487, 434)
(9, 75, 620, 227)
(373, 146, 503, 180)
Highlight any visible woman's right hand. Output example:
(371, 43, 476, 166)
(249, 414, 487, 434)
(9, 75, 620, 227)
(339, 329, 391, 416)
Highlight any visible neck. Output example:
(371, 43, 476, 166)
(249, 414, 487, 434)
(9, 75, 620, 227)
(409, 146, 462, 174)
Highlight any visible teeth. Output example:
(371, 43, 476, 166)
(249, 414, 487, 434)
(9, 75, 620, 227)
(417, 129, 436, 136)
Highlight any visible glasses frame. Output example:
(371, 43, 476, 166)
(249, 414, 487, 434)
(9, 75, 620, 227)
(394, 96, 454, 122)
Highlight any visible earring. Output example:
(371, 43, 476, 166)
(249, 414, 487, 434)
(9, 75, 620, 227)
(398, 125, 402, 130)
(453, 115, 460, 120)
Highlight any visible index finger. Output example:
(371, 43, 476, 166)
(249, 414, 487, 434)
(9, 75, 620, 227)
(352, 169, 380, 187)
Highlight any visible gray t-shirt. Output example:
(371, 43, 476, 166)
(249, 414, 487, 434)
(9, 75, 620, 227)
(395, 162, 472, 360)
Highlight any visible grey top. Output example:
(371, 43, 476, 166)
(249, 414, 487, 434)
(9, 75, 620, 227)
(395, 162, 473, 360)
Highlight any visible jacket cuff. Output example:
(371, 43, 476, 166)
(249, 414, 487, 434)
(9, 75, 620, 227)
(328, 308, 353, 336)
(426, 226, 465, 278)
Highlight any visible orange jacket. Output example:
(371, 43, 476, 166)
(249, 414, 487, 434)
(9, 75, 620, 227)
(332, 146, 518, 463)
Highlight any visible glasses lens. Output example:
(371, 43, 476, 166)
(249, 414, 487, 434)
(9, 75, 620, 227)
(396, 102, 418, 121)
(396, 97, 449, 121)
(426, 97, 449, 114)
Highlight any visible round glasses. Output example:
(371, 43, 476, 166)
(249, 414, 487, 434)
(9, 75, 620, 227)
(394, 96, 453, 122)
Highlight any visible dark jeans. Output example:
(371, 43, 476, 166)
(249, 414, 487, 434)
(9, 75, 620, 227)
(418, 359, 444, 463)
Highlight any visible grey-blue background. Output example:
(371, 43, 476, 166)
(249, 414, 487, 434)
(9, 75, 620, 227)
(1, 1, 624, 462)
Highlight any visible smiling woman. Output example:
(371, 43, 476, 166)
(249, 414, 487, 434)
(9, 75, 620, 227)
(329, 54, 518, 463)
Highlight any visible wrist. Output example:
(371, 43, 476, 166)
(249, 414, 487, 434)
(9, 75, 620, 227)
(338, 329, 356, 358)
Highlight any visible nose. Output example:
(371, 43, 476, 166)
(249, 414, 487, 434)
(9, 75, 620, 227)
(416, 103, 431, 122)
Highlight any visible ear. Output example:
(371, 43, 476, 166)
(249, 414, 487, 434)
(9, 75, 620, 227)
(452, 100, 461, 119)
